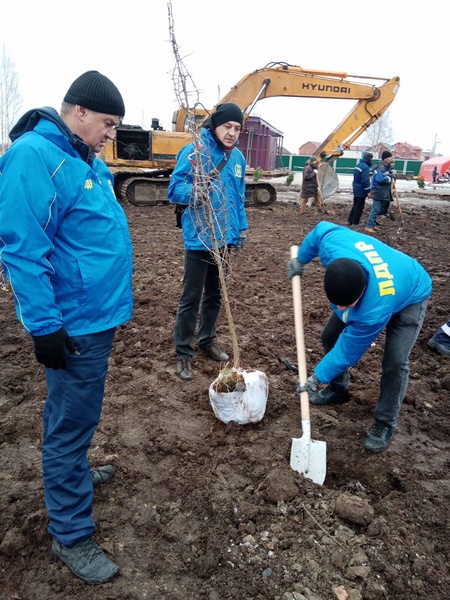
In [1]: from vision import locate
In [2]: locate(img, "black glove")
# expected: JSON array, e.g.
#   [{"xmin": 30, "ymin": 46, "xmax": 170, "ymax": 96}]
[
  {"xmin": 287, "ymin": 257, "xmax": 305, "ymax": 280},
  {"xmin": 297, "ymin": 374, "xmax": 320, "ymax": 395},
  {"xmin": 32, "ymin": 327, "xmax": 77, "ymax": 370},
  {"xmin": 235, "ymin": 232, "xmax": 247, "ymax": 252}
]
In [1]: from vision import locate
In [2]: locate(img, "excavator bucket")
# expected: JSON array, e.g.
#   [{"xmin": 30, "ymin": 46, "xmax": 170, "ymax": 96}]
[{"xmin": 318, "ymin": 163, "xmax": 339, "ymax": 200}]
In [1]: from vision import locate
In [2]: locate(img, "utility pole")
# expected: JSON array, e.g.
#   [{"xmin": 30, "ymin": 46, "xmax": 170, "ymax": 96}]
[{"xmin": 431, "ymin": 133, "xmax": 441, "ymax": 158}]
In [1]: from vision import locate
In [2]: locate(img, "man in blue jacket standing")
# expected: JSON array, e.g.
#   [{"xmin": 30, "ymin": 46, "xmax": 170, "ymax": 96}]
[
  {"xmin": 168, "ymin": 103, "xmax": 248, "ymax": 381},
  {"xmin": 0, "ymin": 71, "xmax": 133, "ymax": 584},
  {"xmin": 365, "ymin": 151, "xmax": 396, "ymax": 233},
  {"xmin": 287, "ymin": 222, "xmax": 431, "ymax": 453},
  {"xmin": 347, "ymin": 151, "xmax": 373, "ymax": 225}
]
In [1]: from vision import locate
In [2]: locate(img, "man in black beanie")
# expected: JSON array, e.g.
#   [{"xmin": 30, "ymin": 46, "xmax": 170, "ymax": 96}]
[
  {"xmin": 168, "ymin": 103, "xmax": 248, "ymax": 380},
  {"xmin": 0, "ymin": 71, "xmax": 132, "ymax": 584},
  {"xmin": 365, "ymin": 151, "xmax": 396, "ymax": 232},
  {"xmin": 287, "ymin": 221, "xmax": 431, "ymax": 453}
]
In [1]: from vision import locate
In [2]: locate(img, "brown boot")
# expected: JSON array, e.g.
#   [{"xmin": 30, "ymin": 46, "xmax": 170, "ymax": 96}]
[{"xmin": 299, "ymin": 197, "xmax": 308, "ymax": 215}]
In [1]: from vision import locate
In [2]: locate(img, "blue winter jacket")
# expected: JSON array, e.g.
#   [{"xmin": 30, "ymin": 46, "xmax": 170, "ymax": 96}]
[
  {"xmin": 167, "ymin": 128, "xmax": 248, "ymax": 250},
  {"xmin": 352, "ymin": 156, "xmax": 371, "ymax": 198},
  {"xmin": 297, "ymin": 222, "xmax": 432, "ymax": 383},
  {"xmin": 0, "ymin": 108, "xmax": 133, "ymax": 337}
]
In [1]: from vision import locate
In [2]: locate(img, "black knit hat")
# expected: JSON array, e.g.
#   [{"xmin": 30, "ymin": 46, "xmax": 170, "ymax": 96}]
[
  {"xmin": 204, "ymin": 103, "xmax": 243, "ymax": 130},
  {"xmin": 64, "ymin": 71, "xmax": 125, "ymax": 117},
  {"xmin": 324, "ymin": 258, "xmax": 367, "ymax": 306},
  {"xmin": 381, "ymin": 151, "xmax": 392, "ymax": 160},
  {"xmin": 309, "ymin": 156, "xmax": 318, "ymax": 164}
]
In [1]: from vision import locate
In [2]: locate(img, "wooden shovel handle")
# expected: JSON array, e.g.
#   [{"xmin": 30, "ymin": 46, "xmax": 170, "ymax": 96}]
[{"xmin": 290, "ymin": 245, "xmax": 311, "ymax": 422}]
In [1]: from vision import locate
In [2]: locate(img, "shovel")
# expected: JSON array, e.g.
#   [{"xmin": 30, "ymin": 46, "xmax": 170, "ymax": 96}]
[
  {"xmin": 392, "ymin": 181, "xmax": 405, "ymax": 234},
  {"xmin": 289, "ymin": 245, "xmax": 327, "ymax": 485}
]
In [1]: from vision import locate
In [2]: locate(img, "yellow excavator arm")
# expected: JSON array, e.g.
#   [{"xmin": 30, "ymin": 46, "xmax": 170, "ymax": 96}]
[
  {"xmin": 174, "ymin": 62, "xmax": 400, "ymax": 161},
  {"xmin": 105, "ymin": 62, "xmax": 400, "ymax": 206}
]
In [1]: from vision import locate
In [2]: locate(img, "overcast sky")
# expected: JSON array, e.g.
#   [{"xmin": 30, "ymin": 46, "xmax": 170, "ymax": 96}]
[{"xmin": 1, "ymin": 0, "xmax": 449, "ymax": 156}]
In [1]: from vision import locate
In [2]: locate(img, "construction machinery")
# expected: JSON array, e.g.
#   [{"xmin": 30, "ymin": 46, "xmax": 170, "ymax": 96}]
[{"xmin": 101, "ymin": 62, "xmax": 400, "ymax": 207}]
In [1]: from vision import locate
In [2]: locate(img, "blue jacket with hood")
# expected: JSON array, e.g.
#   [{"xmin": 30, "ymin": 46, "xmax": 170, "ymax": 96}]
[
  {"xmin": 167, "ymin": 127, "xmax": 248, "ymax": 250},
  {"xmin": 0, "ymin": 107, "xmax": 133, "ymax": 337},
  {"xmin": 352, "ymin": 152, "xmax": 372, "ymax": 198},
  {"xmin": 297, "ymin": 222, "xmax": 432, "ymax": 383}
]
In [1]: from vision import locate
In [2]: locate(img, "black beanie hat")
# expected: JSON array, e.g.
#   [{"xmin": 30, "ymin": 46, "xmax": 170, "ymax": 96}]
[
  {"xmin": 64, "ymin": 71, "xmax": 125, "ymax": 117},
  {"xmin": 381, "ymin": 151, "xmax": 392, "ymax": 160},
  {"xmin": 324, "ymin": 258, "xmax": 367, "ymax": 306},
  {"xmin": 204, "ymin": 103, "xmax": 243, "ymax": 130}
]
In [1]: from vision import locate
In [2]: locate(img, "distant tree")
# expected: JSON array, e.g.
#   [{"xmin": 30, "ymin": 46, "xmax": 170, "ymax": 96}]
[
  {"xmin": 361, "ymin": 111, "xmax": 394, "ymax": 148},
  {"xmin": 0, "ymin": 46, "xmax": 22, "ymax": 152}
]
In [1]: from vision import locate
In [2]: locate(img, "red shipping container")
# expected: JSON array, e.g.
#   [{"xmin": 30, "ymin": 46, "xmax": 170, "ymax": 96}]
[{"xmin": 239, "ymin": 116, "xmax": 284, "ymax": 171}]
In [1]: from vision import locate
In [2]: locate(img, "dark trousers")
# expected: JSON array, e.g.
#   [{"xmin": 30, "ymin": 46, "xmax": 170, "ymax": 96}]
[
  {"xmin": 348, "ymin": 196, "xmax": 366, "ymax": 225},
  {"xmin": 43, "ymin": 328, "xmax": 116, "ymax": 547},
  {"xmin": 321, "ymin": 300, "xmax": 428, "ymax": 427},
  {"xmin": 379, "ymin": 200, "xmax": 391, "ymax": 216},
  {"xmin": 175, "ymin": 250, "xmax": 222, "ymax": 358}
]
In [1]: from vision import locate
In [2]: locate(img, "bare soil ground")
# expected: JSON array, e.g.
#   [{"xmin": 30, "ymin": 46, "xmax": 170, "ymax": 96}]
[{"xmin": 1, "ymin": 183, "xmax": 449, "ymax": 600}]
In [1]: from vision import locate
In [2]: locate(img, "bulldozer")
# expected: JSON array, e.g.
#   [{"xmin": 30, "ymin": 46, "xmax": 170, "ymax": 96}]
[{"xmin": 100, "ymin": 62, "xmax": 400, "ymax": 207}]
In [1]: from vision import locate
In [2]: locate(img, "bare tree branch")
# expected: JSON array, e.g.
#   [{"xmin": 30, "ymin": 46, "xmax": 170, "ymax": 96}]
[{"xmin": 360, "ymin": 111, "xmax": 394, "ymax": 148}]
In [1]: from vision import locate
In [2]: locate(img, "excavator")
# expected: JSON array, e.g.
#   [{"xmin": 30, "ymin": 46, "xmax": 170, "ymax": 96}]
[{"xmin": 101, "ymin": 62, "xmax": 400, "ymax": 207}]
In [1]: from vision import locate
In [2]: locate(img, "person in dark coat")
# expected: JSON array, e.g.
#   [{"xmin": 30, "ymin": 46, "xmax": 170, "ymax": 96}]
[
  {"xmin": 432, "ymin": 165, "xmax": 438, "ymax": 183},
  {"xmin": 299, "ymin": 156, "xmax": 325, "ymax": 215},
  {"xmin": 348, "ymin": 152, "xmax": 373, "ymax": 225},
  {"xmin": 365, "ymin": 151, "xmax": 396, "ymax": 233}
]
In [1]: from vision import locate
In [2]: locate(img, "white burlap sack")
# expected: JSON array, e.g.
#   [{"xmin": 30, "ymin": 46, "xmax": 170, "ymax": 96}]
[{"xmin": 209, "ymin": 368, "xmax": 269, "ymax": 425}]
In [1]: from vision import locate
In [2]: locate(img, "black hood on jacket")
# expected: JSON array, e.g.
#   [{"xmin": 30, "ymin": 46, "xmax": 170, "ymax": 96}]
[{"xmin": 9, "ymin": 107, "xmax": 94, "ymax": 164}]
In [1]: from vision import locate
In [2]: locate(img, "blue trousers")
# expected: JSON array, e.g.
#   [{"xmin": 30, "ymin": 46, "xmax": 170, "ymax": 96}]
[
  {"xmin": 366, "ymin": 199, "xmax": 383, "ymax": 228},
  {"xmin": 175, "ymin": 250, "xmax": 222, "ymax": 359},
  {"xmin": 321, "ymin": 300, "xmax": 428, "ymax": 427},
  {"xmin": 42, "ymin": 328, "xmax": 116, "ymax": 547}
]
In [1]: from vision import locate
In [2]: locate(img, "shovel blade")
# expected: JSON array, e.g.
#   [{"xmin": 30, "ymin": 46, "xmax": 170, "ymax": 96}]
[{"xmin": 290, "ymin": 435, "xmax": 327, "ymax": 485}]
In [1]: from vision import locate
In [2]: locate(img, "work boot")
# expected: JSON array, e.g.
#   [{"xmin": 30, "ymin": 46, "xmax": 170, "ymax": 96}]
[
  {"xmin": 364, "ymin": 421, "xmax": 394, "ymax": 453},
  {"xmin": 428, "ymin": 337, "xmax": 450, "ymax": 357},
  {"xmin": 364, "ymin": 227, "xmax": 378, "ymax": 233},
  {"xmin": 202, "ymin": 342, "xmax": 229, "ymax": 362},
  {"xmin": 177, "ymin": 358, "xmax": 193, "ymax": 380},
  {"xmin": 91, "ymin": 465, "xmax": 115, "ymax": 489},
  {"xmin": 52, "ymin": 537, "xmax": 119, "ymax": 585},
  {"xmin": 308, "ymin": 384, "xmax": 350, "ymax": 406}
]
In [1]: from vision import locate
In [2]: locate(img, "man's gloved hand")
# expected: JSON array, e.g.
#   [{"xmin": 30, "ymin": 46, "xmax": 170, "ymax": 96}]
[
  {"xmin": 32, "ymin": 327, "xmax": 77, "ymax": 370},
  {"xmin": 297, "ymin": 374, "xmax": 320, "ymax": 395},
  {"xmin": 287, "ymin": 257, "xmax": 305, "ymax": 280},
  {"xmin": 235, "ymin": 232, "xmax": 247, "ymax": 252}
]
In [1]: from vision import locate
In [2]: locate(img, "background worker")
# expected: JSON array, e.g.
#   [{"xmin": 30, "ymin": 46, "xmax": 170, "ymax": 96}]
[
  {"xmin": 365, "ymin": 151, "xmax": 396, "ymax": 233},
  {"xmin": 0, "ymin": 71, "xmax": 133, "ymax": 585},
  {"xmin": 287, "ymin": 221, "xmax": 432, "ymax": 453},
  {"xmin": 299, "ymin": 156, "xmax": 325, "ymax": 215},
  {"xmin": 168, "ymin": 103, "xmax": 248, "ymax": 381},
  {"xmin": 347, "ymin": 151, "xmax": 373, "ymax": 226},
  {"xmin": 432, "ymin": 165, "xmax": 438, "ymax": 183}
]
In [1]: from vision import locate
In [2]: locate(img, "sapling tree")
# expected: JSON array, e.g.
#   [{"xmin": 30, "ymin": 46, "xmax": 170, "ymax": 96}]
[{"xmin": 167, "ymin": 1, "xmax": 241, "ymax": 367}]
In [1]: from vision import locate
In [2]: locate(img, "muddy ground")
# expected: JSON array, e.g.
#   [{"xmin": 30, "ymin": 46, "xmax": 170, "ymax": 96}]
[{"xmin": 1, "ymin": 182, "xmax": 449, "ymax": 600}]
